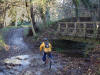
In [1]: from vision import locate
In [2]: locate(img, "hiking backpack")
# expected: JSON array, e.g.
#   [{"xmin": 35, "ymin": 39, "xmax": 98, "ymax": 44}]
[{"xmin": 44, "ymin": 42, "xmax": 50, "ymax": 48}]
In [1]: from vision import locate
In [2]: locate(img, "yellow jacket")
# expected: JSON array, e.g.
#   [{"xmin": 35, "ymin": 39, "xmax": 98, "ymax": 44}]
[{"xmin": 40, "ymin": 42, "xmax": 52, "ymax": 53}]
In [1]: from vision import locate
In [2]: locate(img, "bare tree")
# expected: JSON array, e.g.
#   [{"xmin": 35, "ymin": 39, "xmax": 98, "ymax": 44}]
[
  {"xmin": 3, "ymin": 0, "xmax": 6, "ymax": 27},
  {"xmin": 29, "ymin": 0, "xmax": 37, "ymax": 36},
  {"xmin": 25, "ymin": 0, "xmax": 31, "ymax": 21}
]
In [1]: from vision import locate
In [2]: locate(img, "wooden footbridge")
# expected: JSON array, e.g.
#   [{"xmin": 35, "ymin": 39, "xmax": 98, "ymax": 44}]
[{"xmin": 57, "ymin": 22, "xmax": 100, "ymax": 41}]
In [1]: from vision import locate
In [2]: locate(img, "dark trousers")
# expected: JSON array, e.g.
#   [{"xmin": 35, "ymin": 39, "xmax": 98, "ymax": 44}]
[{"xmin": 42, "ymin": 52, "xmax": 52, "ymax": 62}]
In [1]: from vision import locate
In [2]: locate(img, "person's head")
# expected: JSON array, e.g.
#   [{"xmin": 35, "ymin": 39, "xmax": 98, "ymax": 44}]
[{"xmin": 43, "ymin": 38, "xmax": 48, "ymax": 42}]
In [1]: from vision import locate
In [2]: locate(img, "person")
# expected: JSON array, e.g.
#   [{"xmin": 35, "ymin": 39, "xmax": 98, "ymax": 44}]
[{"xmin": 40, "ymin": 38, "xmax": 52, "ymax": 64}]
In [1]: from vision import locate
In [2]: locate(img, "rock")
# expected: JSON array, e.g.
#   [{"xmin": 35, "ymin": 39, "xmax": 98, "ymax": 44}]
[
  {"xmin": 6, "ymin": 65, "xmax": 12, "ymax": 69},
  {"xmin": 4, "ymin": 55, "xmax": 30, "ymax": 66},
  {"xmin": 4, "ymin": 58, "xmax": 21, "ymax": 65},
  {"xmin": 24, "ymin": 71, "xmax": 33, "ymax": 75},
  {"xmin": 16, "ymin": 55, "xmax": 29, "ymax": 60}
]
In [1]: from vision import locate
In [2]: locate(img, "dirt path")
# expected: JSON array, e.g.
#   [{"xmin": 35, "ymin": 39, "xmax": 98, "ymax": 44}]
[
  {"xmin": 0, "ymin": 28, "xmax": 68, "ymax": 75},
  {"xmin": 0, "ymin": 28, "xmax": 99, "ymax": 75}
]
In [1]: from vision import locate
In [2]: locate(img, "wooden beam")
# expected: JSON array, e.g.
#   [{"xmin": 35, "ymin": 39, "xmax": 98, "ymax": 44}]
[{"xmin": 57, "ymin": 23, "xmax": 61, "ymax": 33}]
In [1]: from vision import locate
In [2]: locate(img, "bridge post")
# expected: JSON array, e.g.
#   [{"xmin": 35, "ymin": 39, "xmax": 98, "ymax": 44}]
[
  {"xmin": 57, "ymin": 23, "xmax": 61, "ymax": 33},
  {"xmin": 84, "ymin": 23, "xmax": 86, "ymax": 39},
  {"xmin": 73, "ymin": 22, "xmax": 77, "ymax": 37},
  {"xmin": 96, "ymin": 22, "xmax": 99, "ymax": 39},
  {"xmin": 64, "ymin": 23, "xmax": 68, "ymax": 34},
  {"xmin": 93, "ymin": 22, "xmax": 97, "ymax": 39}
]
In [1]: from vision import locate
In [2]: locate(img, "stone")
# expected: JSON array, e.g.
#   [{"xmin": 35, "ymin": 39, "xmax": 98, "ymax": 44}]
[
  {"xmin": 6, "ymin": 65, "xmax": 12, "ymax": 69},
  {"xmin": 4, "ymin": 55, "xmax": 30, "ymax": 66},
  {"xmin": 24, "ymin": 71, "xmax": 33, "ymax": 75}
]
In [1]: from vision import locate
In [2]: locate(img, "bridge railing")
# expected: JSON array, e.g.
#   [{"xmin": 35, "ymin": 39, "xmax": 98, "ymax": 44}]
[{"xmin": 57, "ymin": 22, "xmax": 100, "ymax": 38}]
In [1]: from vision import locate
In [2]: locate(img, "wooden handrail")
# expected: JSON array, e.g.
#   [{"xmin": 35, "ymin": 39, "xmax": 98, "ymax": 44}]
[
  {"xmin": 57, "ymin": 21, "xmax": 100, "ymax": 38},
  {"xmin": 58, "ymin": 22, "xmax": 100, "ymax": 24}
]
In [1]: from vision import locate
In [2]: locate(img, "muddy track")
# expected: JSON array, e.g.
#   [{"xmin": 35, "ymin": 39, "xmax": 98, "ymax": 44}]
[{"xmin": 0, "ymin": 28, "xmax": 99, "ymax": 75}]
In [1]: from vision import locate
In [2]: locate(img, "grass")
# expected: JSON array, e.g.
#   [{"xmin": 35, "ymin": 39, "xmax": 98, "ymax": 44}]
[{"xmin": 15, "ymin": 24, "xmax": 31, "ymax": 28}]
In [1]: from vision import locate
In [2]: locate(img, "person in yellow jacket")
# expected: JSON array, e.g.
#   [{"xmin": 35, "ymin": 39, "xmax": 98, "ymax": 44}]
[{"xmin": 40, "ymin": 38, "xmax": 52, "ymax": 63}]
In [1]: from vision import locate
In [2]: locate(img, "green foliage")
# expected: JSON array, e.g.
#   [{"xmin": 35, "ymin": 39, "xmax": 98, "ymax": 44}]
[
  {"xmin": 8, "ymin": 6, "xmax": 17, "ymax": 22},
  {"xmin": 72, "ymin": 0, "xmax": 80, "ymax": 7},
  {"xmin": 72, "ymin": 0, "xmax": 94, "ymax": 21},
  {"xmin": 73, "ymin": 0, "xmax": 93, "ymax": 9},
  {"xmin": 81, "ymin": 0, "xmax": 92, "ymax": 9},
  {"xmin": 0, "ymin": 0, "xmax": 4, "ymax": 3},
  {"xmin": 33, "ymin": 0, "xmax": 51, "ymax": 23}
]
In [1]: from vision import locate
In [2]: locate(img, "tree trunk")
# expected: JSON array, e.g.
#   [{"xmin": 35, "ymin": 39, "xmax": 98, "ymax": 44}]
[
  {"xmin": 30, "ymin": 2, "xmax": 37, "ymax": 36},
  {"xmin": 75, "ymin": 7, "xmax": 79, "ymax": 22},
  {"xmin": 15, "ymin": 12, "xmax": 18, "ymax": 27},
  {"xmin": 45, "ymin": 5, "xmax": 50, "ymax": 23},
  {"xmin": 25, "ymin": 0, "xmax": 31, "ymax": 22},
  {"xmin": 3, "ymin": 13, "xmax": 6, "ymax": 27},
  {"xmin": 98, "ymin": 0, "xmax": 100, "ymax": 20},
  {"xmin": 39, "ymin": 7, "xmax": 46, "ymax": 24},
  {"xmin": 73, "ymin": 0, "xmax": 80, "ymax": 22},
  {"xmin": 3, "ymin": 1, "xmax": 6, "ymax": 27}
]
